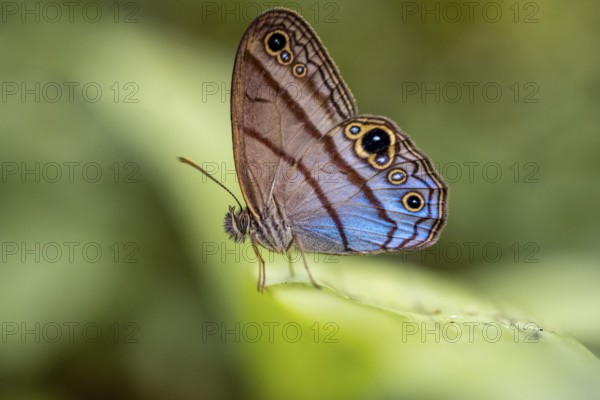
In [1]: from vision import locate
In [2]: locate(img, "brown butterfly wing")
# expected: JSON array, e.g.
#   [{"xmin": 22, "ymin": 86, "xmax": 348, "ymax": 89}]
[{"xmin": 231, "ymin": 8, "xmax": 357, "ymax": 219}]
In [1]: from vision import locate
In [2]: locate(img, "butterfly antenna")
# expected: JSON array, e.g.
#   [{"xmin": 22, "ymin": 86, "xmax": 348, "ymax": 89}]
[{"xmin": 178, "ymin": 157, "xmax": 244, "ymax": 210}]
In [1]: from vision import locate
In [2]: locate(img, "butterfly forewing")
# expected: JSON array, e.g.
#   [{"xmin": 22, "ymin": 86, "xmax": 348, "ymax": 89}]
[{"xmin": 231, "ymin": 9, "xmax": 356, "ymax": 219}]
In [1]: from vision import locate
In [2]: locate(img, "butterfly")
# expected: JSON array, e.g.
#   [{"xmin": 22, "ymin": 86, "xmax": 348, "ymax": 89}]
[{"xmin": 181, "ymin": 8, "xmax": 447, "ymax": 292}]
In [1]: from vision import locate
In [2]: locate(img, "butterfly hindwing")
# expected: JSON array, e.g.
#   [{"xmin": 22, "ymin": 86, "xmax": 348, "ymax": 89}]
[{"xmin": 286, "ymin": 116, "xmax": 447, "ymax": 254}]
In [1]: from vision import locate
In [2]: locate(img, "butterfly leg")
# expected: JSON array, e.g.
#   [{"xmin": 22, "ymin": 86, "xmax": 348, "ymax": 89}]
[
  {"xmin": 286, "ymin": 249, "xmax": 296, "ymax": 278},
  {"xmin": 292, "ymin": 236, "xmax": 321, "ymax": 289},
  {"xmin": 300, "ymin": 247, "xmax": 320, "ymax": 289},
  {"xmin": 251, "ymin": 240, "xmax": 266, "ymax": 293}
]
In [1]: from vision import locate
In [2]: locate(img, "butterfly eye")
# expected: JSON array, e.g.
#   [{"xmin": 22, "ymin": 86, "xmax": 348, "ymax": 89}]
[
  {"xmin": 238, "ymin": 213, "xmax": 250, "ymax": 233},
  {"xmin": 267, "ymin": 31, "xmax": 287, "ymax": 52},
  {"xmin": 402, "ymin": 192, "xmax": 425, "ymax": 212},
  {"xmin": 362, "ymin": 128, "xmax": 391, "ymax": 154},
  {"xmin": 388, "ymin": 168, "xmax": 407, "ymax": 185}
]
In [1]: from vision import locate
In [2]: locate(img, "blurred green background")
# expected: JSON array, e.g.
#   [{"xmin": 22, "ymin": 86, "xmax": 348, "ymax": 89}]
[{"xmin": 2, "ymin": 0, "xmax": 600, "ymax": 398}]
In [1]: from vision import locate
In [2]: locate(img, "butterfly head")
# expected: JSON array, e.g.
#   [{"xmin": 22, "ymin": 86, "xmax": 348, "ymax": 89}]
[{"xmin": 224, "ymin": 206, "xmax": 251, "ymax": 243}]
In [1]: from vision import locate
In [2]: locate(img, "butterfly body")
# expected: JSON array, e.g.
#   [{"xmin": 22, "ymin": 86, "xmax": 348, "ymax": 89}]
[
  {"xmin": 201, "ymin": 8, "xmax": 447, "ymax": 290},
  {"xmin": 225, "ymin": 206, "xmax": 292, "ymax": 252}
]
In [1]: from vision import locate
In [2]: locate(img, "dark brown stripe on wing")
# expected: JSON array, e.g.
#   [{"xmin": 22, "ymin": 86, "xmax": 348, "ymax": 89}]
[
  {"xmin": 297, "ymin": 47, "xmax": 347, "ymax": 123},
  {"xmin": 262, "ymin": 21, "xmax": 349, "ymax": 122},
  {"xmin": 400, "ymin": 138, "xmax": 446, "ymax": 246},
  {"xmin": 265, "ymin": 10, "xmax": 356, "ymax": 118},
  {"xmin": 245, "ymin": 51, "xmax": 398, "ymax": 250},
  {"xmin": 394, "ymin": 181, "xmax": 445, "ymax": 249},
  {"xmin": 401, "ymin": 189, "xmax": 446, "ymax": 249},
  {"xmin": 245, "ymin": 127, "xmax": 350, "ymax": 251},
  {"xmin": 280, "ymin": 12, "xmax": 356, "ymax": 119},
  {"xmin": 397, "ymin": 217, "xmax": 428, "ymax": 249}
]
